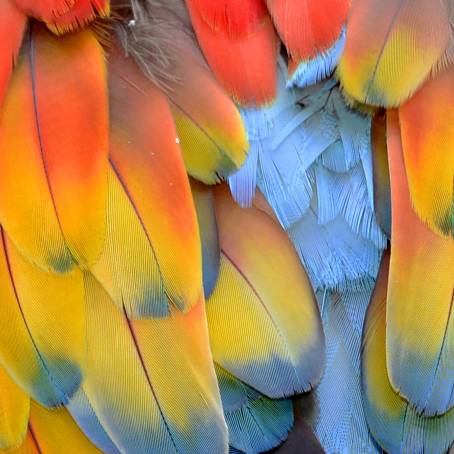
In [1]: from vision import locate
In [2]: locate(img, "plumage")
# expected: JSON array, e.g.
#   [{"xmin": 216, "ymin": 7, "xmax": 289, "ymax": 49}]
[
  {"xmin": 0, "ymin": 228, "xmax": 84, "ymax": 407},
  {"xmin": 108, "ymin": 44, "xmax": 202, "ymax": 314},
  {"xmin": 115, "ymin": 1, "xmax": 249, "ymax": 184},
  {"xmin": 338, "ymin": 0, "xmax": 451, "ymax": 106},
  {"xmin": 81, "ymin": 274, "xmax": 227, "ymax": 454},
  {"xmin": 398, "ymin": 66, "xmax": 454, "ymax": 237},
  {"xmin": 27, "ymin": 401, "xmax": 102, "ymax": 453},
  {"xmin": 207, "ymin": 185, "xmax": 324, "ymax": 398},
  {"xmin": 0, "ymin": 1, "xmax": 26, "ymax": 109},
  {"xmin": 0, "ymin": 366, "xmax": 29, "ymax": 450},
  {"xmin": 186, "ymin": 0, "xmax": 278, "ymax": 104},
  {"xmin": 0, "ymin": 24, "xmax": 108, "ymax": 271},
  {"xmin": 362, "ymin": 250, "xmax": 454, "ymax": 454},
  {"xmin": 386, "ymin": 110, "xmax": 454, "ymax": 415},
  {"xmin": 191, "ymin": 180, "xmax": 220, "ymax": 298},
  {"xmin": 267, "ymin": 0, "xmax": 349, "ymax": 83},
  {"xmin": 216, "ymin": 365, "xmax": 293, "ymax": 453},
  {"xmin": 13, "ymin": 0, "xmax": 110, "ymax": 33}
]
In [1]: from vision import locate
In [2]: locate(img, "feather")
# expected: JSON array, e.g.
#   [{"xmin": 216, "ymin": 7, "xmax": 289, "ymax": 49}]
[
  {"xmin": 0, "ymin": 228, "xmax": 84, "ymax": 407},
  {"xmin": 303, "ymin": 289, "xmax": 381, "ymax": 454},
  {"xmin": 27, "ymin": 402, "xmax": 101, "ymax": 453},
  {"xmin": 207, "ymin": 185, "xmax": 324, "ymax": 398},
  {"xmin": 216, "ymin": 365, "xmax": 293, "ymax": 453},
  {"xmin": 91, "ymin": 167, "xmax": 168, "ymax": 319},
  {"xmin": 186, "ymin": 0, "xmax": 278, "ymax": 105},
  {"xmin": 287, "ymin": 29, "xmax": 346, "ymax": 89},
  {"xmin": 108, "ymin": 44, "xmax": 202, "ymax": 314},
  {"xmin": 0, "ymin": 1, "xmax": 26, "ymax": 109},
  {"xmin": 67, "ymin": 389, "xmax": 120, "ymax": 454},
  {"xmin": 266, "ymin": 0, "xmax": 349, "ymax": 80},
  {"xmin": 386, "ymin": 110, "xmax": 454, "ymax": 415},
  {"xmin": 398, "ymin": 66, "xmax": 454, "ymax": 237},
  {"xmin": 115, "ymin": 2, "xmax": 248, "ymax": 184},
  {"xmin": 191, "ymin": 180, "xmax": 220, "ymax": 298},
  {"xmin": 371, "ymin": 112, "xmax": 391, "ymax": 238},
  {"xmin": 338, "ymin": 0, "xmax": 451, "ymax": 106},
  {"xmin": 0, "ymin": 366, "xmax": 29, "ymax": 450},
  {"xmin": 13, "ymin": 0, "xmax": 110, "ymax": 33},
  {"xmin": 0, "ymin": 24, "xmax": 108, "ymax": 272},
  {"xmin": 362, "ymin": 250, "xmax": 454, "ymax": 454},
  {"xmin": 82, "ymin": 274, "xmax": 227, "ymax": 454}
]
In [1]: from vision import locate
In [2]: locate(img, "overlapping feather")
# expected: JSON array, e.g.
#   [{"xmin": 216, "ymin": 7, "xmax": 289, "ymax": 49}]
[
  {"xmin": 0, "ymin": 24, "xmax": 108, "ymax": 272},
  {"xmin": 386, "ymin": 110, "xmax": 454, "ymax": 416},
  {"xmin": 207, "ymin": 184, "xmax": 324, "ymax": 398},
  {"xmin": 362, "ymin": 250, "xmax": 454, "ymax": 454}
]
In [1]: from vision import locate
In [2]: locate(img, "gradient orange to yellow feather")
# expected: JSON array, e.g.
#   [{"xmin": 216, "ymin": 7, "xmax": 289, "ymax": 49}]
[
  {"xmin": 386, "ymin": 110, "xmax": 454, "ymax": 415},
  {"xmin": 338, "ymin": 0, "xmax": 451, "ymax": 107}
]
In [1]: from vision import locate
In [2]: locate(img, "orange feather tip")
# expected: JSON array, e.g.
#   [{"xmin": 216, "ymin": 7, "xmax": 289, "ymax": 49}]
[
  {"xmin": 398, "ymin": 67, "xmax": 454, "ymax": 237},
  {"xmin": 187, "ymin": 0, "xmax": 268, "ymax": 38},
  {"xmin": 186, "ymin": 0, "xmax": 279, "ymax": 105},
  {"xmin": 267, "ymin": 0, "xmax": 349, "ymax": 62},
  {"xmin": 13, "ymin": 0, "xmax": 110, "ymax": 34}
]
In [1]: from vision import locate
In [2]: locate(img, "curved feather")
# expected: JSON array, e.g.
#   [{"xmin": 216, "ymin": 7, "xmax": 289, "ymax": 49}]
[
  {"xmin": 0, "ymin": 1, "xmax": 26, "ymax": 109},
  {"xmin": 216, "ymin": 365, "xmax": 293, "ymax": 453},
  {"xmin": 207, "ymin": 185, "xmax": 324, "ymax": 398},
  {"xmin": 82, "ymin": 274, "xmax": 227, "ymax": 454},
  {"xmin": 108, "ymin": 44, "xmax": 202, "ymax": 314},
  {"xmin": 0, "ymin": 228, "xmax": 84, "ymax": 407},
  {"xmin": 0, "ymin": 366, "xmax": 29, "ymax": 450},
  {"xmin": 386, "ymin": 110, "xmax": 454, "ymax": 415},
  {"xmin": 362, "ymin": 250, "xmax": 454, "ymax": 454},
  {"xmin": 399, "ymin": 66, "xmax": 454, "ymax": 237},
  {"xmin": 0, "ymin": 24, "xmax": 108, "ymax": 271},
  {"xmin": 113, "ymin": 2, "xmax": 248, "ymax": 184},
  {"xmin": 186, "ymin": 0, "xmax": 278, "ymax": 105},
  {"xmin": 266, "ymin": 0, "xmax": 349, "ymax": 62},
  {"xmin": 338, "ymin": 0, "xmax": 451, "ymax": 106}
]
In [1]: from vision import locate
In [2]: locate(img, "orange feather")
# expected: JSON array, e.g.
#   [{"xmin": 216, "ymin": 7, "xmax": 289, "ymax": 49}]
[
  {"xmin": 0, "ymin": 25, "xmax": 108, "ymax": 271},
  {"xmin": 108, "ymin": 45, "xmax": 202, "ymax": 313},
  {"xmin": 186, "ymin": 0, "xmax": 278, "ymax": 105}
]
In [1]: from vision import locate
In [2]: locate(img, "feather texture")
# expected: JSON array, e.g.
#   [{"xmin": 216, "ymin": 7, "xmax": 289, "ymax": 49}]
[
  {"xmin": 398, "ymin": 66, "xmax": 454, "ymax": 237},
  {"xmin": 0, "ymin": 24, "xmax": 108, "ymax": 271},
  {"xmin": 216, "ymin": 365, "xmax": 293, "ymax": 453},
  {"xmin": 186, "ymin": 0, "xmax": 278, "ymax": 104},
  {"xmin": 362, "ymin": 250, "xmax": 454, "ymax": 454},
  {"xmin": 107, "ymin": 44, "xmax": 202, "ymax": 314},
  {"xmin": 0, "ymin": 366, "xmax": 29, "ymax": 450},
  {"xmin": 26, "ymin": 402, "xmax": 102, "ymax": 453},
  {"xmin": 386, "ymin": 110, "xmax": 454, "ymax": 415},
  {"xmin": 191, "ymin": 180, "xmax": 220, "ymax": 298},
  {"xmin": 81, "ymin": 274, "xmax": 227, "ymax": 454},
  {"xmin": 14, "ymin": 0, "xmax": 110, "ymax": 33},
  {"xmin": 338, "ymin": 0, "xmax": 451, "ymax": 106},
  {"xmin": 0, "ymin": 1, "xmax": 26, "ymax": 109},
  {"xmin": 207, "ymin": 185, "xmax": 324, "ymax": 398},
  {"xmin": 0, "ymin": 228, "xmax": 84, "ymax": 407},
  {"xmin": 115, "ymin": 2, "xmax": 249, "ymax": 184},
  {"xmin": 266, "ymin": 0, "xmax": 349, "ymax": 63}
]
